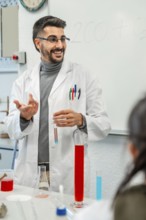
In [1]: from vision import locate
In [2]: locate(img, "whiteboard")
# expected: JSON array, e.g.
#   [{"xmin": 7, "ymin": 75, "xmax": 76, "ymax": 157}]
[{"xmin": 50, "ymin": 0, "xmax": 146, "ymax": 134}]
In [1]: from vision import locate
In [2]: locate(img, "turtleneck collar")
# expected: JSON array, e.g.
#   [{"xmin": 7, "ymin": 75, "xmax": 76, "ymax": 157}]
[{"xmin": 40, "ymin": 60, "xmax": 62, "ymax": 74}]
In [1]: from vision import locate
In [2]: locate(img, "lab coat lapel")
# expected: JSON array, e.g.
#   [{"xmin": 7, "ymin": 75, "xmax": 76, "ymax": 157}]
[
  {"xmin": 29, "ymin": 63, "xmax": 41, "ymax": 118},
  {"xmin": 50, "ymin": 60, "xmax": 72, "ymax": 96}
]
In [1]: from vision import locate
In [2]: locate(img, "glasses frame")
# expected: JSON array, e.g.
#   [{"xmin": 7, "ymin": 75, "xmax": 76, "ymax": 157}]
[{"xmin": 36, "ymin": 36, "xmax": 70, "ymax": 44}]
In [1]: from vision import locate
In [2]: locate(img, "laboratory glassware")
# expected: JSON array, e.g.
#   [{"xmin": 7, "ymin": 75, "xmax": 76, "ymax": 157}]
[
  {"xmin": 73, "ymin": 129, "xmax": 85, "ymax": 208},
  {"xmin": 0, "ymin": 169, "xmax": 14, "ymax": 191},
  {"xmin": 34, "ymin": 165, "xmax": 49, "ymax": 198},
  {"xmin": 96, "ymin": 170, "xmax": 102, "ymax": 200}
]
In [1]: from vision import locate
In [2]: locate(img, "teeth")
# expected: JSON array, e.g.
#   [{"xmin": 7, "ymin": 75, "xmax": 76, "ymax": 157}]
[{"xmin": 54, "ymin": 52, "xmax": 62, "ymax": 54}]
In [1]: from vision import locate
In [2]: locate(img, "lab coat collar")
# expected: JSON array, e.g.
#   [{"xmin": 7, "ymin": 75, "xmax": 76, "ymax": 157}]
[
  {"xmin": 50, "ymin": 59, "xmax": 72, "ymax": 96},
  {"xmin": 28, "ymin": 63, "xmax": 41, "ymax": 103},
  {"xmin": 28, "ymin": 59, "xmax": 72, "ymax": 98}
]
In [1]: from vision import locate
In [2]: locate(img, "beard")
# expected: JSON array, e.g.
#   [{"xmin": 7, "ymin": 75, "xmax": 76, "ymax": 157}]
[{"xmin": 41, "ymin": 46, "xmax": 65, "ymax": 63}]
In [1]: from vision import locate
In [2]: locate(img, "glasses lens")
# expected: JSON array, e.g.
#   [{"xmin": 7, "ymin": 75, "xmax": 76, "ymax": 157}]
[
  {"xmin": 60, "ymin": 36, "xmax": 66, "ymax": 43},
  {"xmin": 47, "ymin": 36, "xmax": 68, "ymax": 43},
  {"xmin": 47, "ymin": 36, "xmax": 58, "ymax": 43}
]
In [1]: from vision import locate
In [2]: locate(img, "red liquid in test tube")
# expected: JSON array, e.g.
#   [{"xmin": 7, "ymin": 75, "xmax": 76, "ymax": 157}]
[{"xmin": 74, "ymin": 144, "xmax": 84, "ymax": 202}]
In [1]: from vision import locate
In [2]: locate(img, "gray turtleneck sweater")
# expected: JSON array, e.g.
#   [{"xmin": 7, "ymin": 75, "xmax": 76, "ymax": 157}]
[
  {"xmin": 38, "ymin": 61, "xmax": 62, "ymax": 169},
  {"xmin": 20, "ymin": 61, "xmax": 62, "ymax": 170}
]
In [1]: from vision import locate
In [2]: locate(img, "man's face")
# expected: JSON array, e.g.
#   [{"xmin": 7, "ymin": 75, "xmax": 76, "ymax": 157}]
[{"xmin": 34, "ymin": 26, "xmax": 67, "ymax": 63}]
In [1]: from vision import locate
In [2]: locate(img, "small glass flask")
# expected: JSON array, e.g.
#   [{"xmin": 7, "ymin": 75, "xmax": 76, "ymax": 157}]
[
  {"xmin": 38, "ymin": 165, "xmax": 49, "ymax": 191},
  {"xmin": 34, "ymin": 165, "xmax": 49, "ymax": 198}
]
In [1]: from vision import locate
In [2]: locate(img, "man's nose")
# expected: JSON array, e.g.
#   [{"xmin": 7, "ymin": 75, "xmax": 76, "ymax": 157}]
[{"xmin": 55, "ymin": 39, "xmax": 64, "ymax": 47}]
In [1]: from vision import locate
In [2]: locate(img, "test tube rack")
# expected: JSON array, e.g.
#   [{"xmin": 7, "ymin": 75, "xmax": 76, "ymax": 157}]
[{"xmin": 0, "ymin": 96, "xmax": 9, "ymax": 139}]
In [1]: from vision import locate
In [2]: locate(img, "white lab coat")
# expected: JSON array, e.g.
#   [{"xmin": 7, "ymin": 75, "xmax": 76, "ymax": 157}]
[{"xmin": 5, "ymin": 59, "xmax": 111, "ymax": 195}]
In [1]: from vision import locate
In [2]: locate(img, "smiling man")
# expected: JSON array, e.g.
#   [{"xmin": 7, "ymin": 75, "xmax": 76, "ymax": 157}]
[{"xmin": 6, "ymin": 16, "xmax": 111, "ymax": 195}]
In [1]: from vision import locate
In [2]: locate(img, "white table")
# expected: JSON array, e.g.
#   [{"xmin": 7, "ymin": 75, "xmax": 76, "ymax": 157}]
[{"xmin": 0, "ymin": 185, "xmax": 95, "ymax": 220}]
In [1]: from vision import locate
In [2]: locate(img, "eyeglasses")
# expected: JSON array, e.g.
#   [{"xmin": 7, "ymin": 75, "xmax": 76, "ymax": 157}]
[{"xmin": 36, "ymin": 35, "xmax": 70, "ymax": 43}]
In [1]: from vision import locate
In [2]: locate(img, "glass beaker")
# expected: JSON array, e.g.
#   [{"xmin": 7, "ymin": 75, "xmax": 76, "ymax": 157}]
[
  {"xmin": 73, "ymin": 129, "xmax": 85, "ymax": 208},
  {"xmin": 0, "ymin": 169, "xmax": 14, "ymax": 192}
]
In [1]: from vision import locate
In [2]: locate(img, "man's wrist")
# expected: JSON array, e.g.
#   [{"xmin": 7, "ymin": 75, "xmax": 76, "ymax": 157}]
[
  {"xmin": 20, "ymin": 114, "xmax": 33, "ymax": 121},
  {"xmin": 78, "ymin": 114, "xmax": 86, "ymax": 129},
  {"xmin": 20, "ymin": 116, "xmax": 33, "ymax": 131}
]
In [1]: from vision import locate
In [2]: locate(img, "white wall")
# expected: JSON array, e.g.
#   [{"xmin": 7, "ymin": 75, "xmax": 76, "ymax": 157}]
[
  {"xmin": 0, "ymin": 72, "xmax": 17, "ymax": 121},
  {"xmin": 89, "ymin": 135, "xmax": 130, "ymax": 199},
  {"xmin": 15, "ymin": 0, "xmax": 131, "ymax": 199},
  {"xmin": 50, "ymin": 0, "xmax": 146, "ymax": 134}
]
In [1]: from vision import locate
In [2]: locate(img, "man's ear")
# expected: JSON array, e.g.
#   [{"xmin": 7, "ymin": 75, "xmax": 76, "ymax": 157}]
[
  {"xmin": 34, "ymin": 38, "xmax": 41, "ymax": 51},
  {"xmin": 128, "ymin": 143, "xmax": 139, "ymax": 159}
]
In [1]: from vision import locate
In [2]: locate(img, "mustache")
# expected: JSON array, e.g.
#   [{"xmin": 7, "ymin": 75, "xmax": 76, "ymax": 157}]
[{"xmin": 51, "ymin": 48, "xmax": 65, "ymax": 53}]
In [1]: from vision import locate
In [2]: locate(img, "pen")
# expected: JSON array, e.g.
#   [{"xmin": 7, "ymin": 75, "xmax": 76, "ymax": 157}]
[
  {"xmin": 69, "ymin": 88, "xmax": 72, "ymax": 100},
  {"xmin": 72, "ymin": 88, "xmax": 74, "ymax": 100},
  {"xmin": 78, "ymin": 89, "xmax": 81, "ymax": 99},
  {"xmin": 74, "ymin": 84, "xmax": 77, "ymax": 97}
]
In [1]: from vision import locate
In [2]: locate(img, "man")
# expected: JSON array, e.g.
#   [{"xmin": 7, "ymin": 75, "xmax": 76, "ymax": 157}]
[{"xmin": 6, "ymin": 16, "xmax": 111, "ymax": 195}]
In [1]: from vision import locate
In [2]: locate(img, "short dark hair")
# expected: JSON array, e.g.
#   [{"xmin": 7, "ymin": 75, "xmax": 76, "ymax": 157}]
[{"xmin": 33, "ymin": 15, "xmax": 66, "ymax": 51}]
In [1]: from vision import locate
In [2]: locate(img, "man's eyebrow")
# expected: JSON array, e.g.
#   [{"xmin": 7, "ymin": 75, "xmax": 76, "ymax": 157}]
[
  {"xmin": 46, "ymin": 35, "xmax": 66, "ymax": 38},
  {"xmin": 47, "ymin": 35, "xmax": 56, "ymax": 37}
]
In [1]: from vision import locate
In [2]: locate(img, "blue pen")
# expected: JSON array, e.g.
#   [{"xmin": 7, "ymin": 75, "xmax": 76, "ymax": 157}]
[{"xmin": 74, "ymin": 84, "xmax": 77, "ymax": 97}]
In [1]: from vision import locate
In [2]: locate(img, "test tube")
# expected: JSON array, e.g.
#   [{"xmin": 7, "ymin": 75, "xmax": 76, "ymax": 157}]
[
  {"xmin": 96, "ymin": 171, "xmax": 102, "ymax": 200},
  {"xmin": 54, "ymin": 123, "xmax": 58, "ymax": 144},
  {"xmin": 73, "ymin": 129, "xmax": 84, "ymax": 207}
]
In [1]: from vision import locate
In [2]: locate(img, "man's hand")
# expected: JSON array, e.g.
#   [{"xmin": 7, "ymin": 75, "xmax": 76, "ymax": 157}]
[
  {"xmin": 14, "ymin": 94, "xmax": 38, "ymax": 120},
  {"xmin": 53, "ymin": 109, "xmax": 83, "ymax": 127}
]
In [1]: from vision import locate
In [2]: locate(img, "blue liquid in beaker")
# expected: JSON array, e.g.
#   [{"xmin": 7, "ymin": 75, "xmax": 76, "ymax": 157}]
[{"xmin": 96, "ymin": 176, "xmax": 102, "ymax": 200}]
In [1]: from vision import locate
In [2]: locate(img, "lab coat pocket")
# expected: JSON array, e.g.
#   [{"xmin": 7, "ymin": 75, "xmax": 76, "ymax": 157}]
[{"xmin": 69, "ymin": 95, "xmax": 86, "ymax": 113}]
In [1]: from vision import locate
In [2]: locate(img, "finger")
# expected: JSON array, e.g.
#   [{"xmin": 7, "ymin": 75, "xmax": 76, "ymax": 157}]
[
  {"xmin": 28, "ymin": 93, "xmax": 37, "ymax": 104},
  {"xmin": 53, "ymin": 109, "xmax": 72, "ymax": 117},
  {"xmin": 14, "ymin": 100, "xmax": 22, "ymax": 109},
  {"xmin": 57, "ymin": 123, "xmax": 74, "ymax": 127},
  {"xmin": 56, "ymin": 118, "xmax": 74, "ymax": 126},
  {"xmin": 19, "ymin": 105, "xmax": 32, "ymax": 112},
  {"xmin": 28, "ymin": 96, "xmax": 38, "ymax": 109},
  {"xmin": 53, "ymin": 115, "xmax": 68, "ymax": 120},
  {"xmin": 28, "ymin": 93, "xmax": 35, "ymax": 104}
]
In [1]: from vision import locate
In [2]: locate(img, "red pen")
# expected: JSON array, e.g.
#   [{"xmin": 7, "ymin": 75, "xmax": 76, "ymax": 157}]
[{"xmin": 72, "ymin": 88, "xmax": 74, "ymax": 100}]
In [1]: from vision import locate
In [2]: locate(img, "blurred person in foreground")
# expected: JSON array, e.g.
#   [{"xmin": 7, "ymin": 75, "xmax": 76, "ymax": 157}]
[{"xmin": 74, "ymin": 96, "xmax": 146, "ymax": 220}]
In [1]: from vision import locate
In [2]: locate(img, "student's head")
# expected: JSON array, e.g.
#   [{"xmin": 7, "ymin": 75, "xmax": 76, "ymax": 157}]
[
  {"xmin": 115, "ymin": 96, "xmax": 146, "ymax": 196},
  {"xmin": 33, "ymin": 16, "xmax": 69, "ymax": 63},
  {"xmin": 113, "ymin": 96, "xmax": 146, "ymax": 219},
  {"xmin": 128, "ymin": 96, "xmax": 146, "ymax": 159}
]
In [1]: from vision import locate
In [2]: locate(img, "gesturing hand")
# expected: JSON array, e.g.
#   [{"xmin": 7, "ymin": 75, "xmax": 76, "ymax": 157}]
[
  {"xmin": 14, "ymin": 94, "xmax": 38, "ymax": 120},
  {"xmin": 53, "ymin": 109, "xmax": 83, "ymax": 127}
]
